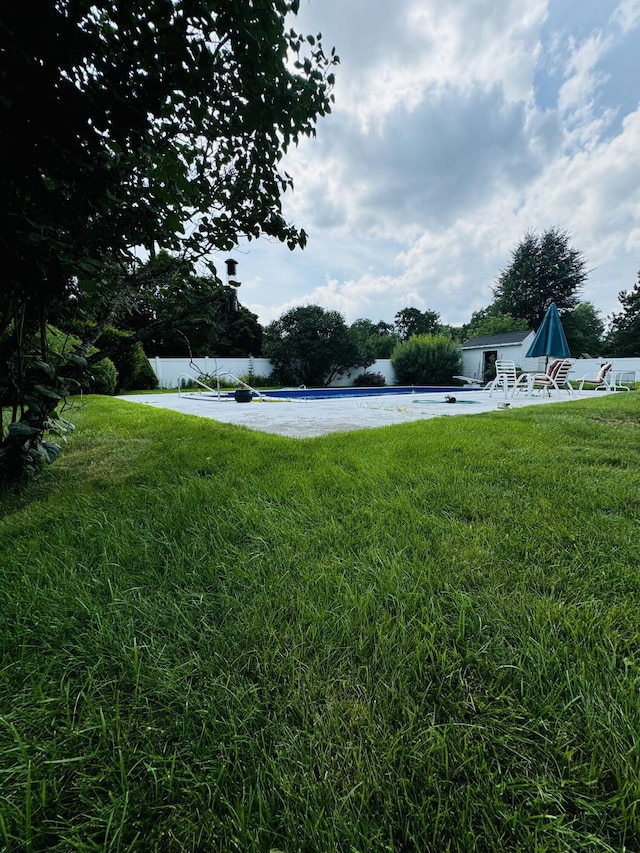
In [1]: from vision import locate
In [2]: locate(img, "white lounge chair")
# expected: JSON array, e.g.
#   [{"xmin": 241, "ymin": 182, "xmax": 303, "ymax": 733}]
[
  {"xmin": 576, "ymin": 363, "xmax": 626, "ymax": 392},
  {"xmin": 453, "ymin": 375, "xmax": 483, "ymax": 387},
  {"xmin": 515, "ymin": 358, "xmax": 575, "ymax": 397}
]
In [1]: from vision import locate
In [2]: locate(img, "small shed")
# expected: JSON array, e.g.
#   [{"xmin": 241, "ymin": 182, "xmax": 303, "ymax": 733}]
[{"xmin": 462, "ymin": 330, "xmax": 539, "ymax": 383}]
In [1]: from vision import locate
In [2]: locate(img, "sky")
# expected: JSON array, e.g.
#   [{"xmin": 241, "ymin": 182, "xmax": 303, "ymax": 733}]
[{"xmin": 228, "ymin": 0, "xmax": 640, "ymax": 331}]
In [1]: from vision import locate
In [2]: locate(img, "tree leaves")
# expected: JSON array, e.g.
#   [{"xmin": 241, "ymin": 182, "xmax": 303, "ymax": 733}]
[
  {"xmin": 606, "ymin": 271, "xmax": 640, "ymax": 356},
  {"xmin": 264, "ymin": 305, "xmax": 371, "ymax": 386},
  {"xmin": 1, "ymin": 0, "xmax": 338, "ymax": 482},
  {"xmin": 493, "ymin": 228, "xmax": 587, "ymax": 329}
]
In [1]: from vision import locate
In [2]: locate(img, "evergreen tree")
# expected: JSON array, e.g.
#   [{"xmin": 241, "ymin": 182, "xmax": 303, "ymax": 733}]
[
  {"xmin": 493, "ymin": 228, "xmax": 587, "ymax": 328},
  {"xmin": 606, "ymin": 272, "xmax": 640, "ymax": 356}
]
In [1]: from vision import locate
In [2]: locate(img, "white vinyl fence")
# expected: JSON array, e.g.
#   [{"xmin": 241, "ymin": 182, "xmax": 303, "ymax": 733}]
[
  {"xmin": 566, "ymin": 358, "xmax": 639, "ymax": 386},
  {"xmin": 148, "ymin": 355, "xmax": 640, "ymax": 390},
  {"xmin": 148, "ymin": 357, "xmax": 397, "ymax": 388}
]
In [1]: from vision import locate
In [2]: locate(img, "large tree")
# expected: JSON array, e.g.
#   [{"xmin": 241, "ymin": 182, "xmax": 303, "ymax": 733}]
[
  {"xmin": 110, "ymin": 251, "xmax": 263, "ymax": 357},
  {"xmin": 394, "ymin": 307, "xmax": 441, "ymax": 340},
  {"xmin": 605, "ymin": 271, "xmax": 640, "ymax": 356},
  {"xmin": 493, "ymin": 228, "xmax": 587, "ymax": 328},
  {"xmin": 561, "ymin": 301, "xmax": 604, "ymax": 357},
  {"xmin": 264, "ymin": 305, "xmax": 372, "ymax": 386},
  {"xmin": 463, "ymin": 305, "xmax": 529, "ymax": 339},
  {"xmin": 0, "ymin": 0, "xmax": 337, "ymax": 483},
  {"xmin": 349, "ymin": 319, "xmax": 399, "ymax": 359}
]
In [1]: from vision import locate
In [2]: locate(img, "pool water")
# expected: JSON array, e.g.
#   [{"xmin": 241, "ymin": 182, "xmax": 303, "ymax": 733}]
[{"xmin": 255, "ymin": 386, "xmax": 474, "ymax": 401}]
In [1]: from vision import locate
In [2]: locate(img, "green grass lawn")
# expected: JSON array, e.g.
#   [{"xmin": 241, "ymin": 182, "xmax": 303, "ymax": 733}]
[{"xmin": 1, "ymin": 393, "xmax": 639, "ymax": 852}]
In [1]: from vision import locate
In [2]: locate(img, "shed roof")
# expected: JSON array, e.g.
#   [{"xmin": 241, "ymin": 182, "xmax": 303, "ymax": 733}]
[{"xmin": 462, "ymin": 330, "xmax": 533, "ymax": 349}]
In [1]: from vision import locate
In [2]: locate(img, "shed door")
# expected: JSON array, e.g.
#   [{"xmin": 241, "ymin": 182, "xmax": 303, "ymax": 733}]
[{"xmin": 482, "ymin": 350, "xmax": 498, "ymax": 383}]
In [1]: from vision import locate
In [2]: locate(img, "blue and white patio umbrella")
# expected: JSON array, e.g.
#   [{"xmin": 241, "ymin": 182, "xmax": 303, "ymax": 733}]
[{"xmin": 526, "ymin": 303, "xmax": 571, "ymax": 363}]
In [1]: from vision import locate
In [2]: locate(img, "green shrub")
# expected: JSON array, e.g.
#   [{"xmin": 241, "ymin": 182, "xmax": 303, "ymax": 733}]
[
  {"xmin": 60, "ymin": 323, "xmax": 158, "ymax": 392},
  {"xmin": 239, "ymin": 371, "xmax": 273, "ymax": 387},
  {"xmin": 179, "ymin": 377, "xmax": 198, "ymax": 390},
  {"xmin": 83, "ymin": 357, "xmax": 118, "ymax": 395},
  {"xmin": 391, "ymin": 333, "xmax": 462, "ymax": 384},
  {"xmin": 119, "ymin": 341, "xmax": 158, "ymax": 391},
  {"xmin": 44, "ymin": 327, "xmax": 117, "ymax": 395},
  {"xmin": 94, "ymin": 328, "xmax": 158, "ymax": 392},
  {"xmin": 196, "ymin": 373, "xmax": 235, "ymax": 389},
  {"xmin": 353, "ymin": 371, "xmax": 386, "ymax": 387}
]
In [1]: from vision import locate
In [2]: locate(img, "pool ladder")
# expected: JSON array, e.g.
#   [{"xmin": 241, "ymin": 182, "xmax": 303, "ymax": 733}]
[{"xmin": 177, "ymin": 371, "xmax": 264, "ymax": 400}]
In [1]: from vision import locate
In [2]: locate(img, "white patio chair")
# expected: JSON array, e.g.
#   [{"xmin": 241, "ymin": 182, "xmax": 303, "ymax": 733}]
[
  {"xmin": 577, "ymin": 363, "xmax": 613, "ymax": 392},
  {"xmin": 487, "ymin": 360, "xmax": 518, "ymax": 397},
  {"xmin": 453, "ymin": 375, "xmax": 483, "ymax": 387},
  {"xmin": 607, "ymin": 370, "xmax": 635, "ymax": 392},
  {"xmin": 515, "ymin": 358, "xmax": 575, "ymax": 397}
]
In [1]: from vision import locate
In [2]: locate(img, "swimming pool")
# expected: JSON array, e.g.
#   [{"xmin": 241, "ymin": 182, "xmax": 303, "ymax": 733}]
[
  {"xmin": 243, "ymin": 385, "xmax": 476, "ymax": 401},
  {"xmin": 122, "ymin": 387, "xmax": 593, "ymax": 438}
]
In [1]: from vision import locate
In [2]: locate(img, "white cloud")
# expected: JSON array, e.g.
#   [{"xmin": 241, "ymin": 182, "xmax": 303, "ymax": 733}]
[
  {"xmin": 612, "ymin": 0, "xmax": 640, "ymax": 33},
  {"xmin": 231, "ymin": 0, "xmax": 640, "ymax": 331},
  {"xmin": 296, "ymin": 0, "xmax": 548, "ymax": 128},
  {"xmin": 403, "ymin": 0, "xmax": 548, "ymax": 102},
  {"xmin": 290, "ymin": 85, "xmax": 548, "ymax": 243},
  {"xmin": 558, "ymin": 33, "xmax": 617, "ymax": 146}
]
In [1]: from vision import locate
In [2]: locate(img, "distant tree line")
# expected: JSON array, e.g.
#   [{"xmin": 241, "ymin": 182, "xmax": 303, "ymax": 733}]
[
  {"xmin": 260, "ymin": 228, "xmax": 638, "ymax": 387},
  {"xmin": 45, "ymin": 229, "xmax": 637, "ymax": 396}
]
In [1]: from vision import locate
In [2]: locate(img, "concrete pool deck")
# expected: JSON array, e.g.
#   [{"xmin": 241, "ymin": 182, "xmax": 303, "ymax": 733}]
[{"xmin": 118, "ymin": 388, "xmax": 606, "ymax": 439}]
